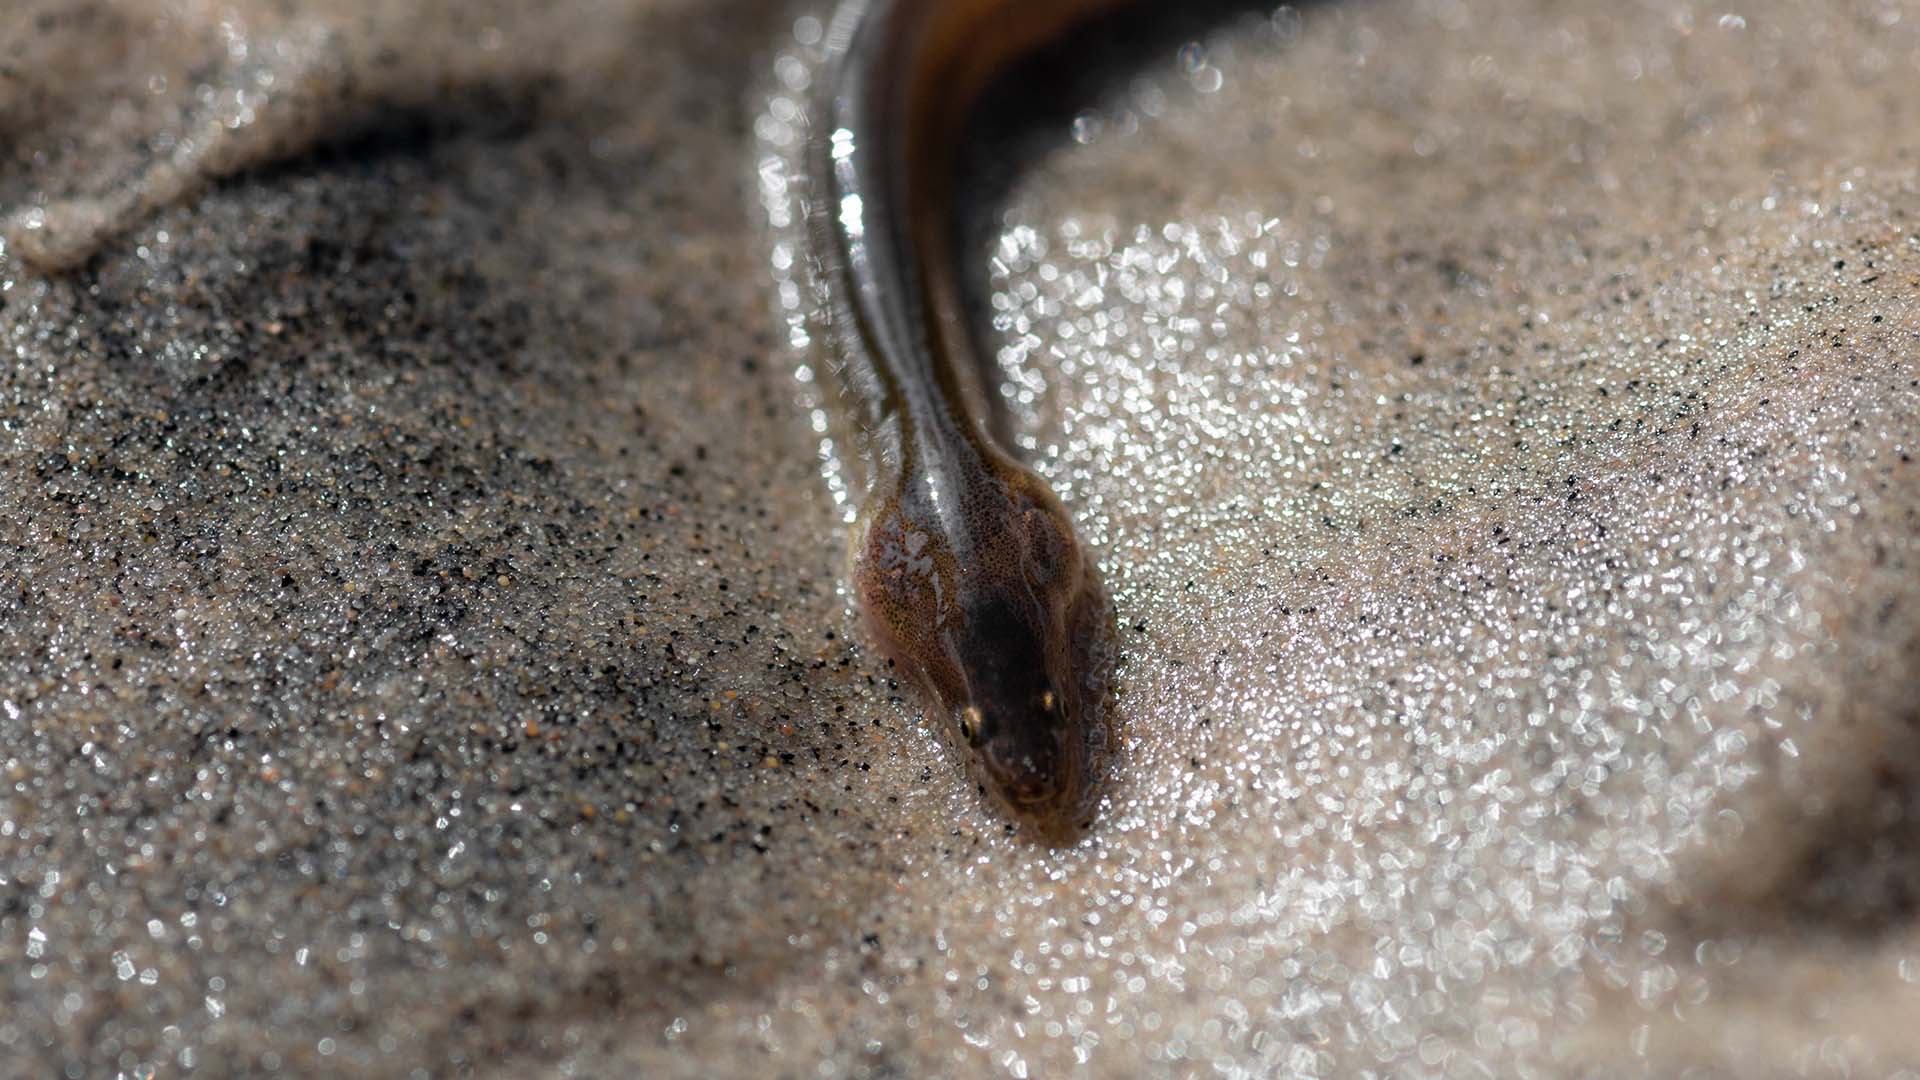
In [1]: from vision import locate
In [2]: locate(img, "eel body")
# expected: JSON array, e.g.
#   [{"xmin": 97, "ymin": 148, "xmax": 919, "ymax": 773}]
[{"xmin": 812, "ymin": 0, "xmax": 1117, "ymax": 829}]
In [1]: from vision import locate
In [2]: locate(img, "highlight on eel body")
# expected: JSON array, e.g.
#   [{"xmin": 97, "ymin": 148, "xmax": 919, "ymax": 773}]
[{"xmin": 809, "ymin": 0, "xmax": 1119, "ymax": 832}]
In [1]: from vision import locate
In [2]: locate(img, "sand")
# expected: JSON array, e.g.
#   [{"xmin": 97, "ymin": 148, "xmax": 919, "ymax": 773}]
[{"xmin": 2, "ymin": 0, "xmax": 1918, "ymax": 1075}]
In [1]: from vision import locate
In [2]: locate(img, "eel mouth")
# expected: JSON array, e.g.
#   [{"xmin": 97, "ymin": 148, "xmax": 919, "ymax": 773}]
[{"xmin": 978, "ymin": 725, "xmax": 1087, "ymax": 824}]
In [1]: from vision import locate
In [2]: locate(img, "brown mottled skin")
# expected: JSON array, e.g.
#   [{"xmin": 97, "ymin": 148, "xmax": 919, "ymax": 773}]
[
  {"xmin": 817, "ymin": 0, "xmax": 1118, "ymax": 829},
  {"xmin": 853, "ymin": 447, "xmax": 1095, "ymax": 824}
]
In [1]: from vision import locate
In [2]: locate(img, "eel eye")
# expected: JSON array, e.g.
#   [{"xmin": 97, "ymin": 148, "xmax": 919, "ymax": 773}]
[
  {"xmin": 1040, "ymin": 690, "xmax": 1056, "ymax": 713},
  {"xmin": 959, "ymin": 705, "xmax": 983, "ymax": 742}
]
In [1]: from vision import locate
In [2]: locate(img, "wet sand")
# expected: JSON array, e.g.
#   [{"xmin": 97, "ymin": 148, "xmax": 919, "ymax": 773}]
[{"xmin": 2, "ymin": 0, "xmax": 1918, "ymax": 1075}]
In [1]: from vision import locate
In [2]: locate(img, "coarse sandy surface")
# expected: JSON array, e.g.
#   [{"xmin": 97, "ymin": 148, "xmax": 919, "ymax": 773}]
[{"xmin": 2, "ymin": 0, "xmax": 1919, "ymax": 1076}]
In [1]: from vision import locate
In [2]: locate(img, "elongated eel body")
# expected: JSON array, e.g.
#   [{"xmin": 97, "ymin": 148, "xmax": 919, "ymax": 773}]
[{"xmin": 813, "ymin": 0, "xmax": 1118, "ymax": 828}]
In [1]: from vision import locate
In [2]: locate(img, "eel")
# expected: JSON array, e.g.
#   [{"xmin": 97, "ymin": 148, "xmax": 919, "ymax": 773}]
[{"xmin": 809, "ymin": 0, "xmax": 1120, "ymax": 830}]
